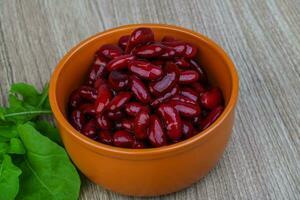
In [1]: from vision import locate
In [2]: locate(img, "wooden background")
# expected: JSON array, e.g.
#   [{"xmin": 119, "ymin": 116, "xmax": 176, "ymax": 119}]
[{"xmin": 0, "ymin": 0, "xmax": 299, "ymax": 199}]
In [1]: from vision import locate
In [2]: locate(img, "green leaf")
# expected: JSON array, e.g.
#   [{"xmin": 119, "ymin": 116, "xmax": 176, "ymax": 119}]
[
  {"xmin": 34, "ymin": 120, "xmax": 62, "ymax": 146},
  {"xmin": 16, "ymin": 124, "xmax": 80, "ymax": 200},
  {"xmin": 0, "ymin": 154, "xmax": 22, "ymax": 200},
  {"xmin": 0, "ymin": 142, "xmax": 9, "ymax": 155},
  {"xmin": 8, "ymin": 138, "xmax": 25, "ymax": 154},
  {"xmin": 10, "ymin": 83, "xmax": 40, "ymax": 106},
  {"xmin": 0, "ymin": 125, "xmax": 18, "ymax": 139}
]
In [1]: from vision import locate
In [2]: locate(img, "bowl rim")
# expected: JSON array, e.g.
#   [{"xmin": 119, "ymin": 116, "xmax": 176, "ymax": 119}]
[{"xmin": 49, "ymin": 23, "xmax": 239, "ymax": 158}]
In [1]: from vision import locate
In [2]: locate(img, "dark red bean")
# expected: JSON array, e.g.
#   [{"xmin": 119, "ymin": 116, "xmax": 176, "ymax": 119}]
[
  {"xmin": 179, "ymin": 70, "xmax": 199, "ymax": 84},
  {"xmin": 107, "ymin": 110, "xmax": 124, "ymax": 120},
  {"xmin": 82, "ymin": 119, "xmax": 97, "ymax": 138},
  {"xmin": 182, "ymin": 121, "xmax": 196, "ymax": 139},
  {"xmin": 169, "ymin": 100, "xmax": 201, "ymax": 117},
  {"xmin": 118, "ymin": 35, "xmax": 130, "ymax": 50},
  {"xmin": 157, "ymin": 103, "xmax": 182, "ymax": 140},
  {"xmin": 161, "ymin": 36, "xmax": 176, "ymax": 42},
  {"xmin": 148, "ymin": 115, "xmax": 167, "ymax": 147},
  {"xmin": 200, "ymin": 88, "xmax": 223, "ymax": 109},
  {"xmin": 78, "ymin": 86, "xmax": 98, "ymax": 101},
  {"xmin": 130, "ymin": 75, "xmax": 151, "ymax": 103},
  {"xmin": 190, "ymin": 59, "xmax": 206, "ymax": 82},
  {"xmin": 113, "ymin": 130, "xmax": 134, "ymax": 148},
  {"xmin": 70, "ymin": 110, "xmax": 86, "ymax": 131},
  {"xmin": 192, "ymin": 116, "xmax": 201, "ymax": 129},
  {"xmin": 149, "ymin": 62, "xmax": 179, "ymax": 96},
  {"xmin": 95, "ymin": 84, "xmax": 112, "ymax": 114},
  {"xmin": 159, "ymin": 47, "xmax": 176, "ymax": 59},
  {"xmin": 108, "ymin": 70, "xmax": 129, "ymax": 90},
  {"xmin": 134, "ymin": 44, "xmax": 165, "ymax": 58},
  {"xmin": 171, "ymin": 94, "xmax": 197, "ymax": 105},
  {"xmin": 151, "ymin": 60, "xmax": 164, "ymax": 68},
  {"xmin": 107, "ymin": 92, "xmax": 131, "ymax": 112},
  {"xmin": 79, "ymin": 103, "xmax": 96, "ymax": 115},
  {"xmin": 114, "ymin": 121, "xmax": 122, "ymax": 129},
  {"xmin": 93, "ymin": 78, "xmax": 106, "ymax": 89},
  {"xmin": 125, "ymin": 102, "xmax": 149, "ymax": 116},
  {"xmin": 134, "ymin": 110, "xmax": 150, "ymax": 140},
  {"xmin": 150, "ymin": 85, "xmax": 179, "ymax": 107},
  {"xmin": 192, "ymin": 82, "xmax": 206, "ymax": 94},
  {"xmin": 162, "ymin": 41, "xmax": 186, "ymax": 56},
  {"xmin": 184, "ymin": 43, "xmax": 197, "ymax": 58},
  {"xmin": 201, "ymin": 106, "xmax": 224, "ymax": 130},
  {"xmin": 98, "ymin": 44, "xmax": 123, "ymax": 59},
  {"xmin": 87, "ymin": 55, "xmax": 108, "ymax": 85},
  {"xmin": 120, "ymin": 119, "xmax": 134, "ymax": 132},
  {"xmin": 107, "ymin": 55, "xmax": 135, "ymax": 71},
  {"xmin": 69, "ymin": 89, "xmax": 82, "ymax": 109},
  {"xmin": 174, "ymin": 57, "xmax": 190, "ymax": 68},
  {"xmin": 128, "ymin": 60, "xmax": 162, "ymax": 80},
  {"xmin": 125, "ymin": 28, "xmax": 154, "ymax": 53},
  {"xmin": 96, "ymin": 114, "xmax": 111, "ymax": 130},
  {"xmin": 132, "ymin": 139, "xmax": 145, "ymax": 149},
  {"xmin": 180, "ymin": 87, "xmax": 199, "ymax": 102},
  {"xmin": 98, "ymin": 130, "xmax": 113, "ymax": 145}
]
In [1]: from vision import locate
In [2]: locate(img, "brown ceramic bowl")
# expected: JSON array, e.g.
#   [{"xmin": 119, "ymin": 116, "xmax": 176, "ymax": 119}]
[{"xmin": 49, "ymin": 24, "xmax": 238, "ymax": 196}]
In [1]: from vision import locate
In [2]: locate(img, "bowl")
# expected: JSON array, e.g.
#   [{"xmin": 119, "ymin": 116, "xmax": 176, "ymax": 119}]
[{"xmin": 49, "ymin": 24, "xmax": 239, "ymax": 196}]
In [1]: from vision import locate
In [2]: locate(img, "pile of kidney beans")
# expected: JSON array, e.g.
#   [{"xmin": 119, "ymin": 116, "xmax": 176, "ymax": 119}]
[{"xmin": 68, "ymin": 27, "xmax": 224, "ymax": 149}]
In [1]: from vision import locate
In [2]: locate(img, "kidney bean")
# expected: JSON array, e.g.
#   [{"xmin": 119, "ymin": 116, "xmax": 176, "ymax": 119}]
[
  {"xmin": 158, "ymin": 103, "xmax": 182, "ymax": 140},
  {"xmin": 95, "ymin": 84, "xmax": 112, "ymax": 114},
  {"xmin": 134, "ymin": 44, "xmax": 165, "ymax": 58},
  {"xmin": 134, "ymin": 110, "xmax": 150, "ymax": 140},
  {"xmin": 174, "ymin": 57, "xmax": 190, "ymax": 68},
  {"xmin": 179, "ymin": 70, "xmax": 199, "ymax": 84},
  {"xmin": 159, "ymin": 47, "xmax": 176, "ymax": 59},
  {"xmin": 130, "ymin": 75, "xmax": 151, "ymax": 103},
  {"xmin": 180, "ymin": 87, "xmax": 199, "ymax": 102},
  {"xmin": 192, "ymin": 82, "xmax": 206, "ymax": 94},
  {"xmin": 120, "ymin": 119, "xmax": 134, "ymax": 132},
  {"xmin": 107, "ymin": 92, "xmax": 131, "ymax": 112},
  {"xmin": 184, "ymin": 43, "xmax": 197, "ymax": 58},
  {"xmin": 125, "ymin": 28, "xmax": 154, "ymax": 53},
  {"xmin": 171, "ymin": 94, "xmax": 197, "ymax": 105},
  {"xmin": 150, "ymin": 85, "xmax": 179, "ymax": 107},
  {"xmin": 125, "ymin": 102, "xmax": 149, "ymax": 116},
  {"xmin": 87, "ymin": 55, "xmax": 108, "ymax": 85},
  {"xmin": 128, "ymin": 60, "xmax": 162, "ymax": 80},
  {"xmin": 190, "ymin": 59, "xmax": 206, "ymax": 82},
  {"xmin": 169, "ymin": 100, "xmax": 201, "ymax": 117},
  {"xmin": 108, "ymin": 70, "xmax": 129, "ymax": 90},
  {"xmin": 192, "ymin": 116, "xmax": 201, "ymax": 128},
  {"xmin": 162, "ymin": 41, "xmax": 186, "ymax": 56},
  {"xmin": 149, "ymin": 62, "xmax": 179, "ymax": 96},
  {"xmin": 107, "ymin": 55, "xmax": 135, "ymax": 71},
  {"xmin": 78, "ymin": 86, "xmax": 98, "ymax": 101},
  {"xmin": 114, "ymin": 121, "xmax": 122, "ymax": 129},
  {"xmin": 98, "ymin": 44, "xmax": 123, "ymax": 59},
  {"xmin": 79, "ymin": 103, "xmax": 96, "ymax": 115},
  {"xmin": 70, "ymin": 110, "xmax": 86, "ymax": 131},
  {"xmin": 96, "ymin": 114, "xmax": 111, "ymax": 130},
  {"xmin": 148, "ymin": 115, "xmax": 167, "ymax": 147},
  {"xmin": 132, "ymin": 138, "xmax": 145, "ymax": 149},
  {"xmin": 161, "ymin": 36, "xmax": 176, "ymax": 42},
  {"xmin": 201, "ymin": 106, "xmax": 224, "ymax": 130},
  {"xmin": 107, "ymin": 110, "xmax": 124, "ymax": 120},
  {"xmin": 113, "ymin": 130, "xmax": 134, "ymax": 148},
  {"xmin": 182, "ymin": 121, "xmax": 196, "ymax": 139},
  {"xmin": 93, "ymin": 78, "xmax": 107, "ymax": 89},
  {"xmin": 98, "ymin": 130, "xmax": 113, "ymax": 145},
  {"xmin": 118, "ymin": 35, "xmax": 130, "ymax": 50},
  {"xmin": 151, "ymin": 60, "xmax": 164, "ymax": 68},
  {"xmin": 82, "ymin": 119, "xmax": 97, "ymax": 138},
  {"xmin": 200, "ymin": 88, "xmax": 223, "ymax": 109},
  {"xmin": 69, "ymin": 89, "xmax": 82, "ymax": 109}
]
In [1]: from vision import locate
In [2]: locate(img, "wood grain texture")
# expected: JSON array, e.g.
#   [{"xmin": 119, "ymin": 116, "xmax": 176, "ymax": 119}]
[{"xmin": 0, "ymin": 0, "xmax": 299, "ymax": 199}]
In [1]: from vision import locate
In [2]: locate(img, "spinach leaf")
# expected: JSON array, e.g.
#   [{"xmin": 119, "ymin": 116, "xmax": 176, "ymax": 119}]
[
  {"xmin": 0, "ymin": 142, "xmax": 9, "ymax": 155},
  {"xmin": 34, "ymin": 120, "xmax": 62, "ymax": 146},
  {"xmin": 8, "ymin": 138, "xmax": 26, "ymax": 155},
  {"xmin": 16, "ymin": 124, "xmax": 80, "ymax": 200},
  {"xmin": 0, "ymin": 154, "xmax": 22, "ymax": 200}
]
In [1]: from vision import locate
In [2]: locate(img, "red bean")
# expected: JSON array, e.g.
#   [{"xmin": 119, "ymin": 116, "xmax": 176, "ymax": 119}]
[
  {"xmin": 162, "ymin": 41, "xmax": 186, "ymax": 56},
  {"xmin": 151, "ymin": 60, "xmax": 164, "ymax": 68},
  {"xmin": 171, "ymin": 94, "xmax": 197, "ymax": 105},
  {"xmin": 190, "ymin": 59, "xmax": 206, "ymax": 82},
  {"xmin": 98, "ymin": 130, "xmax": 113, "ymax": 145},
  {"xmin": 157, "ymin": 103, "xmax": 182, "ymax": 140},
  {"xmin": 192, "ymin": 82, "xmax": 206, "ymax": 94},
  {"xmin": 201, "ymin": 106, "xmax": 224, "ymax": 130},
  {"xmin": 169, "ymin": 100, "xmax": 201, "ymax": 117},
  {"xmin": 107, "ymin": 92, "xmax": 132, "ymax": 112},
  {"xmin": 182, "ymin": 121, "xmax": 196, "ymax": 139},
  {"xmin": 148, "ymin": 115, "xmax": 167, "ymax": 147},
  {"xmin": 79, "ymin": 103, "xmax": 96, "ymax": 115},
  {"xmin": 200, "ymin": 88, "xmax": 223, "ymax": 109},
  {"xmin": 132, "ymin": 139, "xmax": 145, "ymax": 149},
  {"xmin": 184, "ymin": 43, "xmax": 197, "ymax": 58},
  {"xmin": 180, "ymin": 87, "xmax": 199, "ymax": 102},
  {"xmin": 70, "ymin": 110, "xmax": 86, "ymax": 131},
  {"xmin": 93, "ymin": 78, "xmax": 106, "ymax": 89},
  {"xmin": 82, "ymin": 119, "xmax": 97, "ymax": 138},
  {"xmin": 125, "ymin": 102, "xmax": 149, "ymax": 116},
  {"xmin": 113, "ymin": 130, "xmax": 134, "ymax": 148},
  {"xmin": 159, "ymin": 47, "xmax": 176, "ymax": 59},
  {"xmin": 69, "ymin": 89, "xmax": 82, "ymax": 109},
  {"xmin": 128, "ymin": 60, "xmax": 162, "ymax": 80},
  {"xmin": 96, "ymin": 114, "xmax": 111, "ymax": 130},
  {"xmin": 107, "ymin": 110, "xmax": 124, "ymax": 120},
  {"xmin": 107, "ymin": 55, "xmax": 135, "ymax": 71},
  {"xmin": 149, "ymin": 62, "xmax": 179, "ymax": 96},
  {"xmin": 95, "ymin": 84, "xmax": 112, "ymax": 114},
  {"xmin": 78, "ymin": 86, "xmax": 98, "ymax": 101},
  {"xmin": 130, "ymin": 75, "xmax": 151, "ymax": 103},
  {"xmin": 125, "ymin": 28, "xmax": 154, "ymax": 53},
  {"xmin": 87, "ymin": 55, "xmax": 108, "ymax": 85},
  {"xmin": 108, "ymin": 70, "xmax": 129, "ymax": 90},
  {"xmin": 118, "ymin": 35, "xmax": 130, "ymax": 50},
  {"xmin": 151, "ymin": 85, "xmax": 179, "ymax": 107},
  {"xmin": 179, "ymin": 70, "xmax": 199, "ymax": 84},
  {"xmin": 161, "ymin": 36, "xmax": 176, "ymax": 42},
  {"xmin": 174, "ymin": 57, "xmax": 190, "ymax": 68},
  {"xmin": 134, "ymin": 44, "xmax": 165, "ymax": 58},
  {"xmin": 134, "ymin": 110, "xmax": 150, "ymax": 140},
  {"xmin": 120, "ymin": 119, "xmax": 134, "ymax": 132},
  {"xmin": 98, "ymin": 44, "xmax": 123, "ymax": 60}
]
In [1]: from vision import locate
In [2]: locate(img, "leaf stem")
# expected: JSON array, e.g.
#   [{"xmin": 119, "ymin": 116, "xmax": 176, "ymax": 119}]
[{"xmin": 3, "ymin": 110, "xmax": 52, "ymax": 118}]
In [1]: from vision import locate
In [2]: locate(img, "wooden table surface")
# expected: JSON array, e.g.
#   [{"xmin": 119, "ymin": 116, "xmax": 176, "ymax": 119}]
[{"xmin": 0, "ymin": 0, "xmax": 299, "ymax": 199}]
